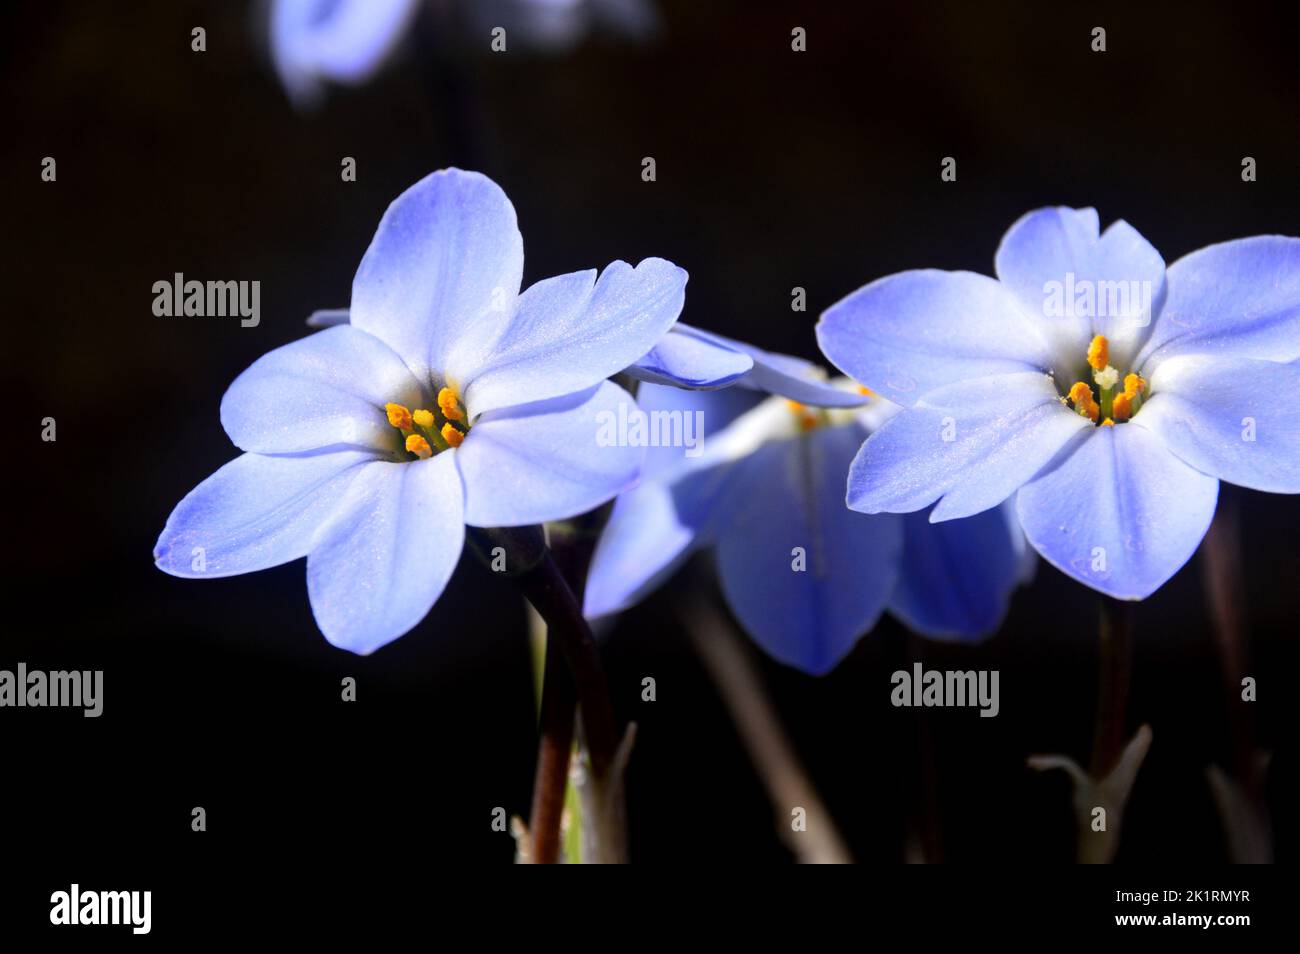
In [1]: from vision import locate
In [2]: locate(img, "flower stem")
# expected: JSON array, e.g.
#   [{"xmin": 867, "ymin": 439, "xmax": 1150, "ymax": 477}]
[
  {"xmin": 467, "ymin": 522, "xmax": 620, "ymax": 863},
  {"xmin": 1091, "ymin": 596, "xmax": 1133, "ymax": 777},
  {"xmin": 1200, "ymin": 489, "xmax": 1256, "ymax": 775},
  {"xmin": 1200, "ymin": 488, "xmax": 1272, "ymax": 862},
  {"xmin": 1029, "ymin": 597, "xmax": 1144, "ymax": 862},
  {"xmin": 522, "ymin": 547, "xmax": 617, "ymax": 779},
  {"xmin": 528, "ymin": 625, "xmax": 576, "ymax": 864},
  {"xmin": 681, "ymin": 590, "xmax": 852, "ymax": 863}
]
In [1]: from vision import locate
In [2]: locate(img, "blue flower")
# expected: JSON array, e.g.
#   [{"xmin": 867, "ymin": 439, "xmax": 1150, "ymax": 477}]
[
  {"xmin": 156, "ymin": 168, "xmax": 688, "ymax": 654},
  {"xmin": 584, "ymin": 380, "xmax": 1029, "ymax": 675},
  {"xmin": 270, "ymin": 0, "xmax": 422, "ymax": 109},
  {"xmin": 270, "ymin": 0, "xmax": 661, "ymax": 108},
  {"xmin": 818, "ymin": 207, "xmax": 1300, "ymax": 600}
]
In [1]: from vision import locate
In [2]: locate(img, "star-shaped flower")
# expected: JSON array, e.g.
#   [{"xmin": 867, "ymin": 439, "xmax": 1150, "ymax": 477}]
[
  {"xmin": 818, "ymin": 208, "xmax": 1300, "ymax": 599},
  {"xmin": 156, "ymin": 168, "xmax": 687, "ymax": 653}
]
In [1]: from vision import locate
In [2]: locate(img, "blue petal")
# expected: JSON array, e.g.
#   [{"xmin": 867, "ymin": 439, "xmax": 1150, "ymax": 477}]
[
  {"xmin": 583, "ymin": 384, "xmax": 763, "ymax": 616},
  {"xmin": 1136, "ymin": 236, "xmax": 1300, "ymax": 368},
  {"xmin": 626, "ymin": 326, "xmax": 753, "ymax": 389},
  {"xmin": 714, "ymin": 427, "xmax": 904, "ymax": 674},
  {"xmin": 846, "ymin": 371, "xmax": 1089, "ymax": 519},
  {"xmin": 679, "ymin": 324, "xmax": 866, "ymax": 406},
  {"xmin": 633, "ymin": 380, "xmax": 762, "ymax": 480},
  {"xmin": 818, "ymin": 270, "xmax": 1053, "ymax": 406},
  {"xmin": 1002, "ymin": 500, "xmax": 1039, "ymax": 584},
  {"xmin": 995, "ymin": 207, "xmax": 1166, "ymax": 365},
  {"xmin": 306, "ymin": 453, "xmax": 465, "ymax": 655},
  {"xmin": 154, "ymin": 449, "xmax": 375, "ymax": 578},
  {"xmin": 271, "ymin": 0, "xmax": 420, "ymax": 107},
  {"xmin": 350, "ymin": 169, "xmax": 524, "ymax": 385},
  {"xmin": 1016, "ymin": 425, "xmax": 1219, "ymax": 599},
  {"xmin": 460, "ymin": 259, "xmax": 687, "ymax": 416},
  {"xmin": 220, "ymin": 326, "xmax": 424, "ymax": 454},
  {"xmin": 583, "ymin": 482, "xmax": 702, "ymax": 618},
  {"xmin": 889, "ymin": 507, "xmax": 1019, "ymax": 642},
  {"xmin": 1134, "ymin": 354, "xmax": 1300, "ymax": 493},
  {"xmin": 456, "ymin": 381, "xmax": 643, "ymax": 527},
  {"xmin": 585, "ymin": 384, "xmax": 764, "ymax": 616}
]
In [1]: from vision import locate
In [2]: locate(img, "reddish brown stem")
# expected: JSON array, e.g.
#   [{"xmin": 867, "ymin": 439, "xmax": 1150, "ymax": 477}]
[
  {"xmin": 1091, "ymin": 597, "xmax": 1133, "ymax": 777},
  {"xmin": 527, "ymin": 631, "xmax": 576, "ymax": 864},
  {"xmin": 469, "ymin": 522, "xmax": 617, "ymax": 863}
]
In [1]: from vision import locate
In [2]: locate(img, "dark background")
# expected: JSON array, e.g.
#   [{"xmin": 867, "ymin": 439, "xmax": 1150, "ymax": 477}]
[{"xmin": 2, "ymin": 0, "xmax": 1296, "ymax": 884}]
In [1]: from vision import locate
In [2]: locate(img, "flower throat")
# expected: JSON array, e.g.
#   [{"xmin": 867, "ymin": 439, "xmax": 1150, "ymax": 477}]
[
  {"xmin": 385, "ymin": 385, "xmax": 468, "ymax": 459},
  {"xmin": 1066, "ymin": 335, "xmax": 1147, "ymax": 427}
]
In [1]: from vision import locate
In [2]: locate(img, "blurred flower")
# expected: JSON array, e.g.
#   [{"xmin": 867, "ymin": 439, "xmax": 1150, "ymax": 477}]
[
  {"xmin": 461, "ymin": 0, "xmax": 661, "ymax": 53},
  {"xmin": 156, "ymin": 168, "xmax": 687, "ymax": 654},
  {"xmin": 584, "ymin": 380, "xmax": 1030, "ymax": 675},
  {"xmin": 270, "ymin": 0, "xmax": 422, "ymax": 108},
  {"xmin": 818, "ymin": 208, "xmax": 1300, "ymax": 599},
  {"xmin": 269, "ymin": 0, "xmax": 661, "ymax": 108}
]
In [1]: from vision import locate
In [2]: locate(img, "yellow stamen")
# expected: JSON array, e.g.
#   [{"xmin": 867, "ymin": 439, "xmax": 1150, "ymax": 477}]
[
  {"xmin": 412, "ymin": 408, "xmax": 435, "ymax": 429},
  {"xmin": 438, "ymin": 386, "xmax": 464, "ymax": 423},
  {"xmin": 1087, "ymin": 335, "xmax": 1109, "ymax": 371},
  {"xmin": 1067, "ymin": 381, "xmax": 1099, "ymax": 422},
  {"xmin": 441, "ymin": 423, "xmax": 464, "ymax": 448},
  {"xmin": 785, "ymin": 400, "xmax": 818, "ymax": 431},
  {"xmin": 1101, "ymin": 418, "xmax": 1115, "ymax": 427},
  {"xmin": 405, "ymin": 434, "xmax": 432, "ymax": 459},
  {"xmin": 1112, "ymin": 392, "xmax": 1134, "ymax": 422},
  {"xmin": 385, "ymin": 403, "xmax": 413, "ymax": 431},
  {"xmin": 1123, "ymin": 373, "xmax": 1146, "ymax": 399},
  {"xmin": 857, "ymin": 384, "xmax": 874, "ymax": 397}
]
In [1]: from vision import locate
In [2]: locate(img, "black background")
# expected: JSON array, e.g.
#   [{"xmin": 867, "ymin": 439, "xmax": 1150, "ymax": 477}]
[{"xmin": 1, "ymin": 0, "xmax": 1296, "ymax": 900}]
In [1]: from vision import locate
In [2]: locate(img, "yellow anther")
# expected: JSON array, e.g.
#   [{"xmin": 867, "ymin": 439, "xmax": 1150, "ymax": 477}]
[
  {"xmin": 857, "ymin": 384, "xmax": 875, "ymax": 397},
  {"xmin": 438, "ymin": 386, "xmax": 464, "ymax": 423},
  {"xmin": 785, "ymin": 400, "xmax": 818, "ymax": 431},
  {"xmin": 1101, "ymin": 418, "xmax": 1115, "ymax": 427},
  {"xmin": 1087, "ymin": 335, "xmax": 1109, "ymax": 371},
  {"xmin": 405, "ymin": 434, "xmax": 433, "ymax": 459},
  {"xmin": 385, "ymin": 403, "xmax": 414, "ymax": 430},
  {"xmin": 1112, "ymin": 392, "xmax": 1134, "ymax": 422},
  {"xmin": 1123, "ymin": 373, "xmax": 1146, "ymax": 398},
  {"xmin": 412, "ymin": 408, "xmax": 435, "ymax": 429},
  {"xmin": 1068, "ymin": 381, "xmax": 1099, "ymax": 422},
  {"xmin": 441, "ymin": 423, "xmax": 464, "ymax": 448}
]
